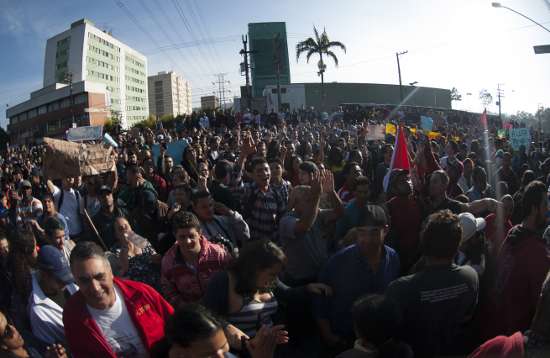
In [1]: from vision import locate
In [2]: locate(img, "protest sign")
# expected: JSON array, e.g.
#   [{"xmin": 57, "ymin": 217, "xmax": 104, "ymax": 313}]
[
  {"xmin": 421, "ymin": 116, "xmax": 433, "ymax": 131},
  {"xmin": 509, "ymin": 128, "xmax": 531, "ymax": 151},
  {"xmin": 428, "ymin": 131, "xmax": 441, "ymax": 140},
  {"xmin": 152, "ymin": 139, "xmax": 189, "ymax": 164},
  {"xmin": 43, "ymin": 137, "xmax": 116, "ymax": 180},
  {"xmin": 366, "ymin": 124, "xmax": 385, "ymax": 141},
  {"xmin": 497, "ymin": 129, "xmax": 507, "ymax": 139},
  {"xmin": 67, "ymin": 126, "xmax": 103, "ymax": 142}
]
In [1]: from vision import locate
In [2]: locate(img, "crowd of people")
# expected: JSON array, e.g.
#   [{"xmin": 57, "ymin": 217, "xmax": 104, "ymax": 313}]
[{"xmin": 0, "ymin": 104, "xmax": 549, "ymax": 358}]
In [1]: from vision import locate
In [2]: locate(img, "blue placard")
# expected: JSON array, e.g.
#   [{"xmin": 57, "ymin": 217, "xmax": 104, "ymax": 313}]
[{"xmin": 152, "ymin": 139, "xmax": 189, "ymax": 164}]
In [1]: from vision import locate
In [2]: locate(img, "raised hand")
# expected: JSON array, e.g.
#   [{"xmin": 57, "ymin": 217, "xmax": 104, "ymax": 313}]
[
  {"xmin": 310, "ymin": 170, "xmax": 322, "ymax": 197},
  {"xmin": 321, "ymin": 170, "xmax": 335, "ymax": 194}
]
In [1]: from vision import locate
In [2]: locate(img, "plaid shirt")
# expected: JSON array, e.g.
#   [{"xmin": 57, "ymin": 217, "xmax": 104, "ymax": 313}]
[{"xmin": 237, "ymin": 182, "xmax": 287, "ymax": 242}]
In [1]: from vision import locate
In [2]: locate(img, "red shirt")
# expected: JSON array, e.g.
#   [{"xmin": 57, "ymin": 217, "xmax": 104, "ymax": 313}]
[
  {"xmin": 484, "ymin": 213, "xmax": 512, "ymax": 258},
  {"xmin": 468, "ymin": 332, "xmax": 524, "ymax": 358},
  {"xmin": 483, "ymin": 225, "xmax": 550, "ymax": 338},
  {"xmin": 63, "ymin": 277, "xmax": 174, "ymax": 358},
  {"xmin": 386, "ymin": 195, "xmax": 422, "ymax": 271}
]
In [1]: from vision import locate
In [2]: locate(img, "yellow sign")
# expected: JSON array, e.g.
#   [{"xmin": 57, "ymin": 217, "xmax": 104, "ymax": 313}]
[{"xmin": 386, "ymin": 123, "xmax": 396, "ymax": 135}]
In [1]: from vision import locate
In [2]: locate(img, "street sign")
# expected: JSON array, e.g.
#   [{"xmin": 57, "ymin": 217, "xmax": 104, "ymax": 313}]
[{"xmin": 534, "ymin": 45, "xmax": 550, "ymax": 54}]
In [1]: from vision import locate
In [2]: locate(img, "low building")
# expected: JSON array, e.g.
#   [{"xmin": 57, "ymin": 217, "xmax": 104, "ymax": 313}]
[
  {"xmin": 6, "ymin": 81, "xmax": 109, "ymax": 145},
  {"xmin": 201, "ymin": 95, "xmax": 219, "ymax": 111},
  {"xmin": 263, "ymin": 82, "xmax": 452, "ymax": 112},
  {"xmin": 148, "ymin": 71, "xmax": 191, "ymax": 118}
]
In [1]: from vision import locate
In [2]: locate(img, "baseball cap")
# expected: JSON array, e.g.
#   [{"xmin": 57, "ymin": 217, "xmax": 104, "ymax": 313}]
[
  {"xmin": 458, "ymin": 212, "xmax": 486, "ymax": 242},
  {"xmin": 99, "ymin": 185, "xmax": 113, "ymax": 194},
  {"xmin": 20, "ymin": 180, "xmax": 32, "ymax": 188},
  {"xmin": 358, "ymin": 204, "xmax": 388, "ymax": 228},
  {"xmin": 37, "ymin": 245, "xmax": 74, "ymax": 285}
]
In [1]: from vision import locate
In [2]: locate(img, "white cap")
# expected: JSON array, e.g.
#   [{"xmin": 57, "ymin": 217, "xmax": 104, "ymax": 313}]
[{"xmin": 458, "ymin": 212, "xmax": 486, "ymax": 242}]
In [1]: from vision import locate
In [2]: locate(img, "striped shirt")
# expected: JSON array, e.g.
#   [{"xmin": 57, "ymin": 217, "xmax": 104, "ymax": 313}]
[
  {"xmin": 237, "ymin": 182, "xmax": 287, "ymax": 242},
  {"xmin": 227, "ymin": 294, "xmax": 278, "ymax": 338}
]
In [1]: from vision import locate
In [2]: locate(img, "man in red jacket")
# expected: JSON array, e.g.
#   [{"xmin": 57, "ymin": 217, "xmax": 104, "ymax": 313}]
[
  {"xmin": 63, "ymin": 241, "xmax": 173, "ymax": 357},
  {"xmin": 481, "ymin": 181, "xmax": 550, "ymax": 340}
]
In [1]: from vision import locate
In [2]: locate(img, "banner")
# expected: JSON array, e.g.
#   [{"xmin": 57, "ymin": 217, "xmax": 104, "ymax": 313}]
[
  {"xmin": 385, "ymin": 123, "xmax": 396, "ymax": 136},
  {"xmin": 67, "ymin": 126, "xmax": 103, "ymax": 142},
  {"xmin": 152, "ymin": 139, "xmax": 189, "ymax": 164},
  {"xmin": 42, "ymin": 138, "xmax": 116, "ymax": 180},
  {"xmin": 366, "ymin": 124, "xmax": 385, "ymax": 141},
  {"xmin": 420, "ymin": 116, "xmax": 433, "ymax": 131},
  {"xmin": 509, "ymin": 128, "xmax": 531, "ymax": 151}
]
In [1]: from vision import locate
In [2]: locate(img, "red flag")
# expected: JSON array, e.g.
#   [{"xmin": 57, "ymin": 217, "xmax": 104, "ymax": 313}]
[
  {"xmin": 480, "ymin": 109, "xmax": 488, "ymax": 129},
  {"xmin": 383, "ymin": 126, "xmax": 410, "ymax": 191}
]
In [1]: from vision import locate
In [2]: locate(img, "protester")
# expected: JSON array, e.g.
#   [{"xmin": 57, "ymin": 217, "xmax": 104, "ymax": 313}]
[
  {"xmin": 386, "ymin": 209, "xmax": 479, "ymax": 357},
  {"xmin": 336, "ymin": 294, "xmax": 413, "ymax": 358},
  {"xmin": 92, "ymin": 185, "xmax": 128, "ymax": 250},
  {"xmin": 161, "ymin": 211, "xmax": 230, "ymax": 308},
  {"xmin": 63, "ymin": 241, "xmax": 173, "ymax": 357},
  {"xmin": 111, "ymin": 217, "xmax": 161, "ymax": 292},
  {"xmin": 191, "ymin": 190, "xmax": 250, "ymax": 252},
  {"xmin": 48, "ymin": 177, "xmax": 85, "ymax": 241},
  {"xmin": 28, "ymin": 245, "xmax": 78, "ymax": 345},
  {"xmin": 482, "ymin": 181, "xmax": 550, "ymax": 339},
  {"xmin": 315, "ymin": 205, "xmax": 400, "ymax": 352}
]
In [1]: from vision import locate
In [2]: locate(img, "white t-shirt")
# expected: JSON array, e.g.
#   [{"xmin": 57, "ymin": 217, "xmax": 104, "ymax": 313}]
[{"xmin": 87, "ymin": 287, "xmax": 147, "ymax": 357}]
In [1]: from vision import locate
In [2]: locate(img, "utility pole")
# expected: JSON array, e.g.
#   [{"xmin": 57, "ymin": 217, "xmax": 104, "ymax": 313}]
[
  {"xmin": 239, "ymin": 35, "xmax": 254, "ymax": 111},
  {"xmin": 396, "ymin": 50, "xmax": 408, "ymax": 102},
  {"xmin": 212, "ymin": 73, "xmax": 231, "ymax": 110},
  {"xmin": 273, "ymin": 33, "xmax": 282, "ymax": 113},
  {"xmin": 496, "ymin": 84, "xmax": 504, "ymax": 122},
  {"xmin": 65, "ymin": 72, "xmax": 75, "ymax": 128}
]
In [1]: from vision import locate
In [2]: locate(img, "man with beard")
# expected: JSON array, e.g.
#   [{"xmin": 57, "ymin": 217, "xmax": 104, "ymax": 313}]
[
  {"xmin": 481, "ymin": 181, "xmax": 550, "ymax": 339},
  {"xmin": 386, "ymin": 169, "xmax": 423, "ymax": 273}
]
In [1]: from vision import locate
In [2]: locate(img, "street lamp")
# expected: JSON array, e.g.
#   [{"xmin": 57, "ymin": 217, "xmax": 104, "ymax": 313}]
[
  {"xmin": 396, "ymin": 50, "xmax": 408, "ymax": 102},
  {"xmin": 491, "ymin": 2, "xmax": 550, "ymax": 33},
  {"xmin": 409, "ymin": 81, "xmax": 418, "ymax": 86},
  {"xmin": 492, "ymin": 2, "xmax": 550, "ymax": 53}
]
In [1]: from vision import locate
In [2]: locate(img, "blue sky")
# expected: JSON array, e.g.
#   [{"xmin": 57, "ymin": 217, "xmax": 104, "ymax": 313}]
[{"xmin": 1, "ymin": 0, "xmax": 549, "ymax": 127}]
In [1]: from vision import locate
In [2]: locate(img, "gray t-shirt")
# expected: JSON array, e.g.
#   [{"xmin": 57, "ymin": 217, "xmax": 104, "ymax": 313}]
[
  {"xmin": 279, "ymin": 209, "xmax": 332, "ymax": 281},
  {"xmin": 87, "ymin": 287, "xmax": 147, "ymax": 357}
]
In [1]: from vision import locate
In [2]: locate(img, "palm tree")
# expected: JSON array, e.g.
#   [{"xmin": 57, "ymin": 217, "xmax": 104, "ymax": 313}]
[{"xmin": 296, "ymin": 26, "xmax": 346, "ymax": 109}]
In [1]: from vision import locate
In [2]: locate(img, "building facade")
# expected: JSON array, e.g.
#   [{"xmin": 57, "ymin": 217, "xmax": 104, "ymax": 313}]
[
  {"xmin": 201, "ymin": 96, "xmax": 219, "ymax": 111},
  {"xmin": 148, "ymin": 71, "xmax": 191, "ymax": 118},
  {"xmin": 263, "ymin": 82, "xmax": 453, "ymax": 112},
  {"xmin": 43, "ymin": 18, "xmax": 148, "ymax": 128},
  {"xmin": 248, "ymin": 22, "xmax": 291, "ymax": 98},
  {"xmin": 6, "ymin": 82, "xmax": 110, "ymax": 145}
]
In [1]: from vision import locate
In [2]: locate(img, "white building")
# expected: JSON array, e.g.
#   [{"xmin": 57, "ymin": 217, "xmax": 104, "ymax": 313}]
[
  {"xmin": 43, "ymin": 18, "xmax": 149, "ymax": 128},
  {"xmin": 148, "ymin": 71, "xmax": 191, "ymax": 118}
]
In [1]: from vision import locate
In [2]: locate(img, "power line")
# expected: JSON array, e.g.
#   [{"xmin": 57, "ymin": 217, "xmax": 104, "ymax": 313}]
[
  {"xmin": 149, "ymin": 0, "xmax": 212, "ymax": 80},
  {"xmin": 186, "ymin": 0, "xmax": 224, "ymax": 72},
  {"xmin": 212, "ymin": 73, "xmax": 231, "ymax": 109},
  {"xmin": 170, "ymin": 0, "xmax": 221, "ymax": 75}
]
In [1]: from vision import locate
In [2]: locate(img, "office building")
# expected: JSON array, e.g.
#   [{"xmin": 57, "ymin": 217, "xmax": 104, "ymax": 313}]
[
  {"xmin": 148, "ymin": 71, "xmax": 191, "ymax": 118},
  {"xmin": 248, "ymin": 22, "xmax": 291, "ymax": 98},
  {"xmin": 6, "ymin": 82, "xmax": 110, "ymax": 145},
  {"xmin": 43, "ymin": 18, "xmax": 148, "ymax": 128},
  {"xmin": 201, "ymin": 95, "xmax": 219, "ymax": 110}
]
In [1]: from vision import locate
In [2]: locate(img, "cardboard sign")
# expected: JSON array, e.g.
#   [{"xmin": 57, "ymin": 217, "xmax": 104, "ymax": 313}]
[
  {"xmin": 366, "ymin": 124, "xmax": 385, "ymax": 141},
  {"xmin": 152, "ymin": 139, "xmax": 189, "ymax": 164},
  {"xmin": 43, "ymin": 137, "xmax": 116, "ymax": 180},
  {"xmin": 420, "ymin": 116, "xmax": 433, "ymax": 131},
  {"xmin": 67, "ymin": 126, "xmax": 103, "ymax": 142},
  {"xmin": 509, "ymin": 128, "xmax": 531, "ymax": 151}
]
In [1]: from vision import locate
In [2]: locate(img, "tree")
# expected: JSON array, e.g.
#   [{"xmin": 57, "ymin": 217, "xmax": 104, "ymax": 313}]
[
  {"xmin": 450, "ymin": 87, "xmax": 462, "ymax": 102},
  {"xmin": 479, "ymin": 89, "xmax": 493, "ymax": 107},
  {"xmin": 296, "ymin": 26, "xmax": 346, "ymax": 109}
]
